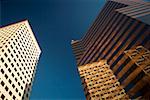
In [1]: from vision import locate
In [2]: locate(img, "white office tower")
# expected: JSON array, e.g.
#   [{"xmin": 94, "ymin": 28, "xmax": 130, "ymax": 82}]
[{"xmin": 0, "ymin": 20, "xmax": 41, "ymax": 100}]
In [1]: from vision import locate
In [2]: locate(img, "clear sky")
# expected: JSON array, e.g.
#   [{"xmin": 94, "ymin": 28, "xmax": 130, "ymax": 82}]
[{"xmin": 1, "ymin": 0, "xmax": 105, "ymax": 99}]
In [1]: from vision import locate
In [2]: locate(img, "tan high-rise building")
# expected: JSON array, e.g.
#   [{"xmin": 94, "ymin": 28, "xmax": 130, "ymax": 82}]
[
  {"xmin": 78, "ymin": 60, "xmax": 129, "ymax": 99},
  {"xmin": 0, "ymin": 20, "xmax": 41, "ymax": 100}
]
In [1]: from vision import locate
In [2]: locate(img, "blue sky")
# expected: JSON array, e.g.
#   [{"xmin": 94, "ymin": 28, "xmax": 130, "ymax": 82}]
[{"xmin": 1, "ymin": 0, "xmax": 105, "ymax": 99}]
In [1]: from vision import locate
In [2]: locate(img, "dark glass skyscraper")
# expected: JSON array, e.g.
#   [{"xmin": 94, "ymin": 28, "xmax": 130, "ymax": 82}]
[{"xmin": 71, "ymin": 0, "xmax": 150, "ymax": 99}]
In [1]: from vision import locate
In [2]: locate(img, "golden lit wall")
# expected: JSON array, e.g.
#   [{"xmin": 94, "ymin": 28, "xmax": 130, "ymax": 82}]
[{"xmin": 78, "ymin": 60, "xmax": 129, "ymax": 100}]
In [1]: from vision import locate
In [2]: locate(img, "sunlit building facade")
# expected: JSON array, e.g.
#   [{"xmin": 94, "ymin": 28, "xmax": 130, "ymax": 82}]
[
  {"xmin": 0, "ymin": 20, "xmax": 41, "ymax": 100},
  {"xmin": 72, "ymin": 0, "xmax": 150, "ymax": 99},
  {"xmin": 78, "ymin": 60, "xmax": 129, "ymax": 99}
]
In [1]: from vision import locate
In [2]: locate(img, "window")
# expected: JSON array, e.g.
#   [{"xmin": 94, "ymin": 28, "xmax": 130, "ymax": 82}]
[
  {"xmin": 13, "ymin": 50, "xmax": 16, "ymax": 53},
  {"xmin": 8, "ymin": 49, "xmax": 10, "ymax": 53},
  {"xmin": 16, "ymin": 55, "xmax": 19, "ymax": 58},
  {"xmin": 13, "ymin": 95, "xmax": 16, "ymax": 100},
  {"xmin": 1, "ymin": 58, "xmax": 4, "ymax": 63},
  {"xmin": 14, "ymin": 59, "xmax": 16, "ymax": 62},
  {"xmin": 19, "ymin": 92, "xmax": 21, "ymax": 96},
  {"xmin": 1, "ymin": 69, "xmax": 4, "ymax": 74},
  {"xmin": 13, "ymin": 42, "xmax": 16, "ymax": 45},
  {"xmin": 8, "ymin": 68, "xmax": 11, "ymax": 73},
  {"xmin": 26, "ymin": 94, "xmax": 28, "ymax": 97},
  {"xmin": 18, "ymin": 82, "xmax": 20, "ymax": 86},
  {"xmin": 10, "ymin": 45, "xmax": 13, "ymax": 49},
  {"xmin": 11, "ymin": 54, "xmax": 13, "ymax": 58},
  {"xmin": 8, "ymin": 79, "xmax": 12, "ymax": 84},
  {"xmin": 9, "ymin": 91, "xmax": 12, "ymax": 96},
  {"xmin": 5, "ymin": 86, "xmax": 8, "ymax": 91},
  {"xmin": 14, "ymin": 68, "xmax": 17, "ymax": 71},
  {"xmin": 12, "ymin": 84, "xmax": 15, "ymax": 88},
  {"xmin": 1, "ymin": 81, "xmax": 5, "ymax": 86},
  {"xmin": 4, "ymin": 63, "xmax": 8, "ymax": 68},
  {"xmin": 15, "ymin": 88, "xmax": 18, "ymax": 92},
  {"xmin": 11, "ymin": 63, "xmax": 14, "ymax": 67},
  {"xmin": 17, "ymin": 72, "xmax": 20, "ymax": 76},
  {"xmin": 1, "ymin": 94, "xmax": 5, "ymax": 100},
  {"xmin": 15, "ymin": 78, "xmax": 17, "ymax": 82},
  {"xmin": 8, "ymin": 58, "xmax": 11, "ymax": 62},
  {"xmin": 4, "ymin": 53, "xmax": 8, "ymax": 57},
  {"xmin": 12, "ymin": 73, "xmax": 14, "ymax": 77},
  {"xmin": 5, "ymin": 74, "xmax": 8, "ymax": 79}
]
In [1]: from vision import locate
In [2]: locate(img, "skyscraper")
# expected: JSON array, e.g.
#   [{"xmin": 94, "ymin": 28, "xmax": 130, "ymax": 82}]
[
  {"xmin": 0, "ymin": 20, "xmax": 41, "ymax": 100},
  {"xmin": 71, "ymin": 0, "xmax": 150, "ymax": 99}
]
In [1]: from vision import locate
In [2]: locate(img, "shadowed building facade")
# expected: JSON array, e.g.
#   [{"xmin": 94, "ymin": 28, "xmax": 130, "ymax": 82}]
[
  {"xmin": 0, "ymin": 20, "xmax": 41, "ymax": 100},
  {"xmin": 71, "ymin": 0, "xmax": 150, "ymax": 99},
  {"xmin": 71, "ymin": 40, "xmax": 85, "ymax": 64}
]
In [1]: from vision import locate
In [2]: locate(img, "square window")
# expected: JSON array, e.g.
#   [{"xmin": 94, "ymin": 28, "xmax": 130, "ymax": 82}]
[
  {"xmin": 11, "ymin": 54, "xmax": 13, "ymax": 58},
  {"xmin": 1, "ymin": 58, "xmax": 4, "ymax": 63},
  {"xmin": 10, "ymin": 45, "xmax": 13, "ymax": 49},
  {"xmin": 8, "ymin": 58, "xmax": 11, "ymax": 62},
  {"xmin": 15, "ymin": 78, "xmax": 17, "ymax": 82},
  {"xmin": 21, "ymin": 86, "xmax": 23, "ymax": 90},
  {"xmin": 13, "ymin": 95, "xmax": 16, "ymax": 99},
  {"xmin": 16, "ymin": 55, "xmax": 19, "ymax": 58},
  {"xmin": 14, "ymin": 68, "xmax": 17, "ymax": 71},
  {"xmin": 13, "ymin": 42, "xmax": 16, "ymax": 45},
  {"xmin": 5, "ymin": 74, "xmax": 8, "ymax": 79},
  {"xmin": 8, "ymin": 79, "xmax": 12, "ymax": 84},
  {"xmin": 4, "ymin": 53, "xmax": 8, "ymax": 57},
  {"xmin": 19, "ymin": 92, "xmax": 21, "ymax": 96},
  {"xmin": 9, "ymin": 91, "xmax": 12, "ymax": 96},
  {"xmin": 1, "ymin": 94, "xmax": 5, "ymax": 99},
  {"xmin": 14, "ymin": 59, "xmax": 16, "ymax": 62},
  {"xmin": 8, "ymin": 68, "xmax": 11, "ymax": 73},
  {"xmin": 17, "ymin": 82, "xmax": 20, "ymax": 86},
  {"xmin": 11, "ymin": 63, "xmax": 14, "ymax": 67},
  {"xmin": 8, "ymin": 49, "xmax": 10, "ymax": 53},
  {"xmin": 15, "ymin": 88, "xmax": 18, "ymax": 92},
  {"xmin": 4, "ymin": 63, "xmax": 8, "ymax": 68},
  {"xmin": 26, "ymin": 94, "xmax": 28, "ymax": 97},
  {"xmin": 5, "ymin": 86, "xmax": 8, "ymax": 91},
  {"xmin": 17, "ymin": 72, "xmax": 20, "ymax": 76},
  {"xmin": 1, "ymin": 69, "xmax": 4, "ymax": 74},
  {"xmin": 12, "ymin": 84, "xmax": 15, "ymax": 88},
  {"xmin": 13, "ymin": 50, "xmax": 16, "ymax": 53},
  {"xmin": 1, "ymin": 81, "xmax": 5, "ymax": 86},
  {"xmin": 12, "ymin": 73, "xmax": 14, "ymax": 77}
]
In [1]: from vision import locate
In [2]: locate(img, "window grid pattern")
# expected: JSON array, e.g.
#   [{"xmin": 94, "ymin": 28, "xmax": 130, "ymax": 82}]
[
  {"xmin": 78, "ymin": 60, "xmax": 129, "ymax": 100},
  {"xmin": 124, "ymin": 46, "xmax": 150, "ymax": 76},
  {"xmin": 0, "ymin": 24, "xmax": 20, "ymax": 48},
  {"xmin": 0, "ymin": 20, "xmax": 41, "ymax": 100}
]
